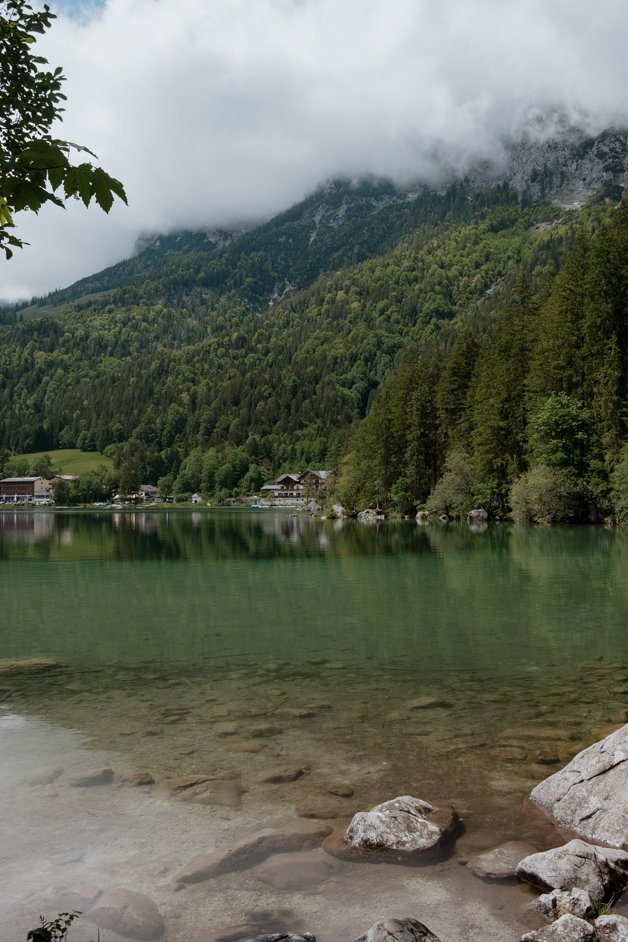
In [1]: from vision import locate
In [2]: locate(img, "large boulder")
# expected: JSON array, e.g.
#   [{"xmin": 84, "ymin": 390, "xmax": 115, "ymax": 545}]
[
  {"xmin": 595, "ymin": 915, "xmax": 628, "ymax": 942},
  {"xmin": 173, "ymin": 822, "xmax": 332, "ymax": 884},
  {"xmin": 346, "ymin": 796, "xmax": 458, "ymax": 855},
  {"xmin": 529, "ymin": 723, "xmax": 628, "ymax": 849},
  {"xmin": 86, "ymin": 888, "xmax": 164, "ymax": 940},
  {"xmin": 530, "ymin": 888, "xmax": 594, "ymax": 922},
  {"xmin": 515, "ymin": 840, "xmax": 628, "ymax": 900},
  {"xmin": 520, "ymin": 914, "xmax": 597, "ymax": 942},
  {"xmin": 355, "ymin": 918, "xmax": 442, "ymax": 942}
]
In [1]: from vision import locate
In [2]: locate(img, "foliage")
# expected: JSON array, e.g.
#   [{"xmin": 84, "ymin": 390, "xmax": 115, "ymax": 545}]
[
  {"xmin": 610, "ymin": 444, "xmax": 628, "ymax": 524},
  {"xmin": 425, "ymin": 449, "xmax": 476, "ymax": 518},
  {"xmin": 509, "ymin": 465, "xmax": 586, "ymax": 525},
  {"xmin": 527, "ymin": 393, "xmax": 593, "ymax": 475},
  {"xmin": 0, "ymin": 0, "xmax": 126, "ymax": 258},
  {"xmin": 27, "ymin": 911, "xmax": 90, "ymax": 942}
]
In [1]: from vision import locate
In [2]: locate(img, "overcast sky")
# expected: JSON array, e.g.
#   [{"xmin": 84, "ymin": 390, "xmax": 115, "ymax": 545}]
[{"xmin": 2, "ymin": 0, "xmax": 627, "ymax": 302}]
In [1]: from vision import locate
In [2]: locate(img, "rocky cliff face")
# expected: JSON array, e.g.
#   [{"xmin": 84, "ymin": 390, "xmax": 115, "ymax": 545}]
[{"xmin": 469, "ymin": 128, "xmax": 628, "ymax": 207}]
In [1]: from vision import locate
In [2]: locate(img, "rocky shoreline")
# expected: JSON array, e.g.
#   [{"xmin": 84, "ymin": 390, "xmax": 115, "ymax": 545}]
[{"xmin": 17, "ymin": 721, "xmax": 627, "ymax": 942}]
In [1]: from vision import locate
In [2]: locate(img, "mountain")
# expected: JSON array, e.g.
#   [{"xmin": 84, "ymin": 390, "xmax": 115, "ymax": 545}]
[{"xmin": 0, "ymin": 128, "xmax": 627, "ymax": 517}]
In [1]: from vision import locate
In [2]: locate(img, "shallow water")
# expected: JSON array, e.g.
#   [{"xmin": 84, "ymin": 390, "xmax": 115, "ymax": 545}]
[{"xmin": 1, "ymin": 511, "xmax": 627, "ymax": 942}]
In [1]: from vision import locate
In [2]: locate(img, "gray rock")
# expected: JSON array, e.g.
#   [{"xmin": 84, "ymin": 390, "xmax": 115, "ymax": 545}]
[
  {"xmin": 67, "ymin": 767, "xmax": 113, "ymax": 787},
  {"xmin": 595, "ymin": 915, "xmax": 628, "ymax": 942},
  {"xmin": 174, "ymin": 821, "xmax": 332, "ymax": 884},
  {"xmin": 415, "ymin": 511, "xmax": 431, "ymax": 524},
  {"xmin": 355, "ymin": 917, "xmax": 442, "ymax": 942},
  {"xmin": 467, "ymin": 840, "xmax": 537, "ymax": 879},
  {"xmin": 25, "ymin": 766, "xmax": 64, "ymax": 786},
  {"xmin": 515, "ymin": 840, "xmax": 628, "ymax": 899},
  {"xmin": 467, "ymin": 508, "xmax": 488, "ymax": 523},
  {"xmin": 86, "ymin": 887, "xmax": 164, "ymax": 940},
  {"xmin": 346, "ymin": 795, "xmax": 457, "ymax": 854},
  {"xmin": 529, "ymin": 723, "xmax": 628, "ymax": 849},
  {"xmin": 520, "ymin": 914, "xmax": 597, "ymax": 942},
  {"xmin": 327, "ymin": 783, "xmax": 354, "ymax": 797},
  {"xmin": 530, "ymin": 888, "xmax": 594, "ymax": 922}
]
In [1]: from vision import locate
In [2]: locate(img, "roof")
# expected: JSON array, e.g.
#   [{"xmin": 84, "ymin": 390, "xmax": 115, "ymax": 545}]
[
  {"xmin": 276, "ymin": 473, "xmax": 301, "ymax": 483},
  {"xmin": 1, "ymin": 477, "xmax": 43, "ymax": 483}
]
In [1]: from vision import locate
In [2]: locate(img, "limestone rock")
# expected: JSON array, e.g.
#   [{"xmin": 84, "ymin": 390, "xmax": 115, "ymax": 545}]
[
  {"xmin": 515, "ymin": 840, "xmax": 628, "ymax": 899},
  {"xmin": 530, "ymin": 888, "xmax": 594, "ymax": 922},
  {"xmin": 467, "ymin": 509, "xmax": 488, "ymax": 523},
  {"xmin": 86, "ymin": 887, "xmax": 164, "ymax": 940},
  {"xmin": 25, "ymin": 766, "xmax": 64, "ymax": 786},
  {"xmin": 159, "ymin": 773, "xmax": 245, "ymax": 807},
  {"xmin": 529, "ymin": 723, "xmax": 628, "ymax": 849},
  {"xmin": 467, "ymin": 841, "xmax": 537, "ymax": 879},
  {"xmin": 520, "ymin": 914, "xmax": 597, "ymax": 942},
  {"xmin": 415, "ymin": 511, "xmax": 431, "ymax": 524},
  {"xmin": 355, "ymin": 917, "xmax": 442, "ymax": 942},
  {"xmin": 173, "ymin": 822, "xmax": 332, "ymax": 884},
  {"xmin": 253, "ymin": 849, "xmax": 339, "ymax": 890},
  {"xmin": 595, "ymin": 915, "xmax": 628, "ymax": 942},
  {"xmin": 67, "ymin": 767, "xmax": 113, "ymax": 787},
  {"xmin": 346, "ymin": 796, "xmax": 457, "ymax": 854}
]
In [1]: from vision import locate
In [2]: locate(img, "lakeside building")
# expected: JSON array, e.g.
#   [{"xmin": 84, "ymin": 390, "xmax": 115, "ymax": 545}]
[
  {"xmin": 0, "ymin": 477, "xmax": 54, "ymax": 503},
  {"xmin": 260, "ymin": 470, "xmax": 329, "ymax": 505}
]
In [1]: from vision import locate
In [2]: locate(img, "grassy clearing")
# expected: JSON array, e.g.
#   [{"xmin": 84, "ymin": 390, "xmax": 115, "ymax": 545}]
[{"xmin": 12, "ymin": 448, "xmax": 113, "ymax": 474}]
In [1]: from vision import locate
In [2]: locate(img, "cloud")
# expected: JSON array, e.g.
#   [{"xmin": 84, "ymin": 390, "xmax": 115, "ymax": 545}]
[{"xmin": 2, "ymin": 0, "xmax": 628, "ymax": 301}]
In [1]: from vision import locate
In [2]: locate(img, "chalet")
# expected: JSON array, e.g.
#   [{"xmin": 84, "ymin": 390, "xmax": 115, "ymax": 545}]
[
  {"xmin": 260, "ymin": 470, "xmax": 330, "ymax": 504},
  {"xmin": 0, "ymin": 477, "xmax": 54, "ymax": 503},
  {"xmin": 139, "ymin": 484, "xmax": 161, "ymax": 502}
]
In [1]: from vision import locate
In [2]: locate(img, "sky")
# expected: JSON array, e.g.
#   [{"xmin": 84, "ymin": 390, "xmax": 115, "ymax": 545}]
[{"xmin": 2, "ymin": 0, "xmax": 628, "ymax": 302}]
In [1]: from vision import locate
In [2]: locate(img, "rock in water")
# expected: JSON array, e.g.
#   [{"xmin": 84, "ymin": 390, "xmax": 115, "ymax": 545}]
[
  {"xmin": 0, "ymin": 657, "xmax": 61, "ymax": 674},
  {"xmin": 529, "ymin": 723, "xmax": 628, "ymax": 849},
  {"xmin": 86, "ymin": 887, "xmax": 164, "ymax": 940},
  {"xmin": 158, "ymin": 773, "xmax": 245, "ymax": 807},
  {"xmin": 515, "ymin": 839, "xmax": 628, "ymax": 899},
  {"xmin": 66, "ymin": 767, "xmax": 113, "ymax": 787},
  {"xmin": 174, "ymin": 822, "xmax": 332, "ymax": 884},
  {"xmin": 467, "ymin": 841, "xmax": 538, "ymax": 879},
  {"xmin": 520, "ymin": 914, "xmax": 597, "ymax": 942},
  {"xmin": 355, "ymin": 918, "xmax": 442, "ymax": 942},
  {"xmin": 346, "ymin": 796, "xmax": 457, "ymax": 854}
]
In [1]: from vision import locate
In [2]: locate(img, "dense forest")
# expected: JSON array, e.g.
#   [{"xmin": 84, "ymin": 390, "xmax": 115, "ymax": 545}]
[{"xmin": 0, "ymin": 168, "xmax": 627, "ymax": 522}]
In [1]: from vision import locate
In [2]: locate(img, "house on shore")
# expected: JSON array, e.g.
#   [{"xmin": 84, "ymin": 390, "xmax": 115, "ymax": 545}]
[
  {"xmin": 0, "ymin": 477, "xmax": 54, "ymax": 503},
  {"xmin": 260, "ymin": 470, "xmax": 329, "ymax": 505}
]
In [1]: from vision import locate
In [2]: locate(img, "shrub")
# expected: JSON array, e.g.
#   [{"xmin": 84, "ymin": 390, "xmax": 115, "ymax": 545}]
[
  {"xmin": 427, "ymin": 450, "xmax": 475, "ymax": 518},
  {"xmin": 509, "ymin": 465, "xmax": 586, "ymax": 525}
]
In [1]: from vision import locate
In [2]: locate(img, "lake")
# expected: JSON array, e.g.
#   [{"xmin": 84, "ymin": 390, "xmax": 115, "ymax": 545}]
[{"xmin": 1, "ymin": 511, "xmax": 627, "ymax": 942}]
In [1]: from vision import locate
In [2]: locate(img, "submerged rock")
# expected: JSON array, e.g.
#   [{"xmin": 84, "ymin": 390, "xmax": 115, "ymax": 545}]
[
  {"xmin": 0, "ymin": 657, "xmax": 61, "ymax": 674},
  {"xmin": 515, "ymin": 839, "xmax": 628, "ymax": 899},
  {"xmin": 66, "ymin": 767, "xmax": 113, "ymax": 787},
  {"xmin": 86, "ymin": 887, "xmax": 164, "ymax": 940},
  {"xmin": 158, "ymin": 773, "xmax": 245, "ymax": 807},
  {"xmin": 467, "ymin": 840, "xmax": 537, "ymax": 879},
  {"xmin": 346, "ymin": 795, "xmax": 458, "ymax": 855},
  {"xmin": 253, "ymin": 849, "xmax": 339, "ymax": 890},
  {"xmin": 529, "ymin": 722, "xmax": 628, "ymax": 849},
  {"xmin": 25, "ymin": 766, "xmax": 64, "ymax": 786},
  {"xmin": 355, "ymin": 918, "xmax": 442, "ymax": 942},
  {"xmin": 173, "ymin": 822, "xmax": 332, "ymax": 884},
  {"xmin": 257, "ymin": 767, "xmax": 304, "ymax": 784}
]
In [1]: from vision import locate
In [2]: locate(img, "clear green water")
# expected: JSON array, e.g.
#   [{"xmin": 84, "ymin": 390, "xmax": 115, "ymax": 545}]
[{"xmin": 1, "ymin": 511, "xmax": 627, "ymax": 941}]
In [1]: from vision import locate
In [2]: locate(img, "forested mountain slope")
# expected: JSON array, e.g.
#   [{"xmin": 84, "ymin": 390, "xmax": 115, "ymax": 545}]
[{"xmin": 0, "ymin": 129, "xmax": 627, "ymax": 517}]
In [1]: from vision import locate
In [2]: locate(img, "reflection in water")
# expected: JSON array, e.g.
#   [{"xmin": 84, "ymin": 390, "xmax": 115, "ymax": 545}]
[{"xmin": 1, "ymin": 511, "xmax": 627, "ymax": 941}]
